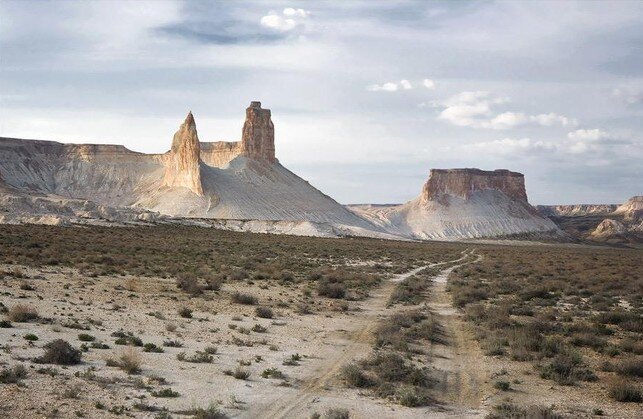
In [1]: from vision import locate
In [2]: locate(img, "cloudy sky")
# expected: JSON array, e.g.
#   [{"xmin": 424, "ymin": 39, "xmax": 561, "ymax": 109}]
[{"xmin": 1, "ymin": 0, "xmax": 641, "ymax": 204}]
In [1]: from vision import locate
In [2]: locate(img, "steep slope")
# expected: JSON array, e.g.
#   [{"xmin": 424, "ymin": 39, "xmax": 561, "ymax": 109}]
[{"xmin": 350, "ymin": 169, "xmax": 559, "ymax": 240}]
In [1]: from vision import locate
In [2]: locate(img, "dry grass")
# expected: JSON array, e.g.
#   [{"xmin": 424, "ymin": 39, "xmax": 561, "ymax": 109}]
[{"xmin": 6, "ymin": 304, "xmax": 39, "ymax": 322}]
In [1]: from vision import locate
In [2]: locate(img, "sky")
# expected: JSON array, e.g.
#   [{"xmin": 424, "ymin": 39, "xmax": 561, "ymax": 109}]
[{"xmin": 0, "ymin": 0, "xmax": 641, "ymax": 205}]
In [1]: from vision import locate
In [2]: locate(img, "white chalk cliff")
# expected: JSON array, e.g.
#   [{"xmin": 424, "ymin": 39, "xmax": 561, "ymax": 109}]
[
  {"xmin": 0, "ymin": 102, "xmax": 560, "ymax": 240},
  {"xmin": 349, "ymin": 169, "xmax": 559, "ymax": 240}
]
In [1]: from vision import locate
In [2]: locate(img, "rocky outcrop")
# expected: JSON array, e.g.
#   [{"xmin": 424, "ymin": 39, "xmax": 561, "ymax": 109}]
[
  {"xmin": 162, "ymin": 112, "xmax": 203, "ymax": 196},
  {"xmin": 536, "ymin": 204, "xmax": 618, "ymax": 217},
  {"xmin": 351, "ymin": 167, "xmax": 559, "ymax": 240},
  {"xmin": 591, "ymin": 218, "xmax": 627, "ymax": 238},
  {"xmin": 422, "ymin": 169, "xmax": 528, "ymax": 203},
  {"xmin": 241, "ymin": 101, "xmax": 276, "ymax": 162},
  {"xmin": 613, "ymin": 196, "xmax": 642, "ymax": 221}
]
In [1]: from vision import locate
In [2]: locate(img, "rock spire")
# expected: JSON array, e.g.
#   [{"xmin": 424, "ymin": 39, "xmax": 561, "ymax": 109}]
[
  {"xmin": 162, "ymin": 111, "xmax": 203, "ymax": 196},
  {"xmin": 241, "ymin": 101, "xmax": 276, "ymax": 162}
]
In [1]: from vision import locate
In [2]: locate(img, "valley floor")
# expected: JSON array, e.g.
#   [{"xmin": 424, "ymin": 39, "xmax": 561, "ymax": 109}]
[{"xmin": 0, "ymin": 225, "xmax": 640, "ymax": 418}]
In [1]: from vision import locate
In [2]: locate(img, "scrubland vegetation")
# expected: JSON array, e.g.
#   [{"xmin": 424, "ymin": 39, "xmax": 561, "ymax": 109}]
[
  {"xmin": 1, "ymin": 224, "xmax": 641, "ymax": 417},
  {"xmin": 449, "ymin": 245, "xmax": 642, "ymax": 404}
]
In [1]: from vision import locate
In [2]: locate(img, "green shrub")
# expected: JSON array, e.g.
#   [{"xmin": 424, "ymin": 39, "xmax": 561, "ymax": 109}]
[
  {"xmin": 78, "ymin": 333, "xmax": 95, "ymax": 342},
  {"xmin": 152, "ymin": 388, "xmax": 180, "ymax": 398}
]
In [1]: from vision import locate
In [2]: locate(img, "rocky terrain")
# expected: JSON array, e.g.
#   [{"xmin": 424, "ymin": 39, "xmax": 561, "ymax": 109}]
[
  {"xmin": 536, "ymin": 196, "xmax": 642, "ymax": 245},
  {"xmin": 536, "ymin": 204, "xmax": 619, "ymax": 217},
  {"xmin": 349, "ymin": 169, "xmax": 559, "ymax": 240}
]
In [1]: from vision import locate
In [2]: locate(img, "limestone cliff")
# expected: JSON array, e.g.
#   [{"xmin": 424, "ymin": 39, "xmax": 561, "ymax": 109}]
[
  {"xmin": 422, "ymin": 168, "xmax": 528, "ymax": 203},
  {"xmin": 241, "ymin": 101, "xmax": 275, "ymax": 162},
  {"xmin": 162, "ymin": 112, "xmax": 203, "ymax": 196}
]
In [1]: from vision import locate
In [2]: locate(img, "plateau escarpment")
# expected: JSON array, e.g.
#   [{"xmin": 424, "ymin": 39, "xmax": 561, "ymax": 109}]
[
  {"xmin": 422, "ymin": 169, "xmax": 528, "ymax": 203},
  {"xmin": 351, "ymin": 168, "xmax": 559, "ymax": 240}
]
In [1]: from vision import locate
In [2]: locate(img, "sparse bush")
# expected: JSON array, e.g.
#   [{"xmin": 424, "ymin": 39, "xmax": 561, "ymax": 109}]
[
  {"xmin": 493, "ymin": 380, "xmax": 510, "ymax": 391},
  {"xmin": 178, "ymin": 307, "xmax": 193, "ymax": 318},
  {"xmin": 0, "ymin": 364, "xmax": 28, "ymax": 384},
  {"xmin": 323, "ymin": 408, "xmax": 350, "ymax": 419},
  {"xmin": 616, "ymin": 357, "xmax": 643, "ymax": 378},
  {"xmin": 224, "ymin": 366, "xmax": 250, "ymax": 380},
  {"xmin": 191, "ymin": 404, "xmax": 228, "ymax": 419},
  {"xmin": 78, "ymin": 333, "xmax": 95, "ymax": 342},
  {"xmin": 608, "ymin": 380, "xmax": 642, "ymax": 402},
  {"xmin": 163, "ymin": 339, "xmax": 183, "ymax": 348},
  {"xmin": 231, "ymin": 292, "xmax": 257, "ymax": 305},
  {"xmin": 36, "ymin": 340, "xmax": 82, "ymax": 365},
  {"xmin": 0, "ymin": 320, "xmax": 12, "ymax": 328},
  {"xmin": 251, "ymin": 324, "xmax": 267, "ymax": 333},
  {"xmin": 62, "ymin": 383, "xmax": 83, "ymax": 399},
  {"xmin": 317, "ymin": 280, "xmax": 346, "ymax": 299},
  {"xmin": 23, "ymin": 333, "xmax": 39, "ymax": 341},
  {"xmin": 487, "ymin": 402, "xmax": 561, "ymax": 419},
  {"xmin": 538, "ymin": 353, "xmax": 597, "ymax": 385},
  {"xmin": 108, "ymin": 348, "xmax": 142, "ymax": 374},
  {"xmin": 143, "ymin": 343, "xmax": 164, "ymax": 353},
  {"xmin": 261, "ymin": 367, "xmax": 285, "ymax": 379},
  {"xmin": 7, "ymin": 304, "xmax": 39, "ymax": 322},
  {"xmin": 176, "ymin": 273, "xmax": 202, "ymax": 296},
  {"xmin": 341, "ymin": 363, "xmax": 371, "ymax": 388},
  {"xmin": 177, "ymin": 351, "xmax": 213, "ymax": 363},
  {"xmin": 152, "ymin": 388, "xmax": 180, "ymax": 398},
  {"xmin": 255, "ymin": 306, "xmax": 273, "ymax": 319}
]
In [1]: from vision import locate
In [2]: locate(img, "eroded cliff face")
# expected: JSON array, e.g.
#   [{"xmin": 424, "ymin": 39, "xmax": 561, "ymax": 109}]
[
  {"xmin": 421, "ymin": 168, "xmax": 528, "ymax": 203},
  {"xmin": 241, "ymin": 101, "xmax": 275, "ymax": 162},
  {"xmin": 536, "ymin": 204, "xmax": 618, "ymax": 217},
  {"xmin": 162, "ymin": 112, "xmax": 203, "ymax": 196},
  {"xmin": 614, "ymin": 196, "xmax": 643, "ymax": 221},
  {"xmin": 200, "ymin": 141, "xmax": 243, "ymax": 168}
]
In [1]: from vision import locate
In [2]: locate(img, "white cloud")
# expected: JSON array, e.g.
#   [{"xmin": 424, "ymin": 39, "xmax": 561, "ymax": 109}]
[
  {"xmin": 567, "ymin": 128, "xmax": 608, "ymax": 141},
  {"xmin": 531, "ymin": 113, "xmax": 577, "ymax": 127},
  {"xmin": 422, "ymin": 79, "xmax": 435, "ymax": 89},
  {"xmin": 439, "ymin": 91, "xmax": 577, "ymax": 130},
  {"xmin": 439, "ymin": 91, "xmax": 501, "ymax": 127},
  {"xmin": 367, "ymin": 82, "xmax": 399, "ymax": 92},
  {"xmin": 260, "ymin": 8, "xmax": 310, "ymax": 32},
  {"xmin": 468, "ymin": 137, "xmax": 555, "ymax": 154},
  {"xmin": 467, "ymin": 127, "xmax": 631, "ymax": 159},
  {"xmin": 400, "ymin": 79, "xmax": 412, "ymax": 90},
  {"xmin": 283, "ymin": 8, "xmax": 309, "ymax": 18}
]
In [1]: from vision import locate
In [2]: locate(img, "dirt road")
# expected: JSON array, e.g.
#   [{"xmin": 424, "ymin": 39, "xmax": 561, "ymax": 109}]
[{"xmin": 254, "ymin": 251, "xmax": 483, "ymax": 419}]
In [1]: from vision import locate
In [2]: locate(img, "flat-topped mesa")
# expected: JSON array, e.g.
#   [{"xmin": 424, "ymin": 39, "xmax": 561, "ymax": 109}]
[
  {"xmin": 162, "ymin": 112, "xmax": 203, "ymax": 196},
  {"xmin": 241, "ymin": 101, "xmax": 276, "ymax": 163},
  {"xmin": 421, "ymin": 168, "xmax": 528, "ymax": 202}
]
